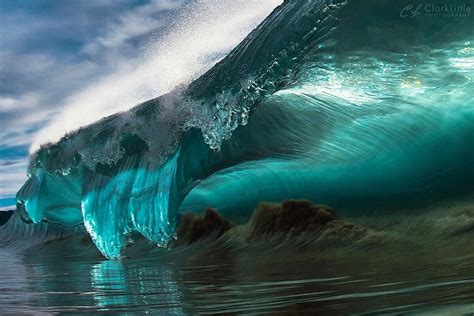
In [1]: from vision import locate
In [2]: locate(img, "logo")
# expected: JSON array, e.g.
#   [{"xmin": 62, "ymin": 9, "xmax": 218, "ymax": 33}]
[
  {"xmin": 400, "ymin": 3, "xmax": 423, "ymax": 18},
  {"xmin": 400, "ymin": 3, "xmax": 471, "ymax": 18}
]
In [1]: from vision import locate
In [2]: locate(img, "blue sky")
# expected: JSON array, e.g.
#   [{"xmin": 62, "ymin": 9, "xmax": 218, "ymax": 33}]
[{"xmin": 0, "ymin": 0, "xmax": 280, "ymax": 209}]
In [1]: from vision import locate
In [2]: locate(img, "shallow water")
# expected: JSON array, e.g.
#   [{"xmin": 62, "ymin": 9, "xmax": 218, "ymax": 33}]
[
  {"xmin": 2, "ymin": 207, "xmax": 474, "ymax": 314},
  {"xmin": 1, "ymin": 247, "xmax": 474, "ymax": 314}
]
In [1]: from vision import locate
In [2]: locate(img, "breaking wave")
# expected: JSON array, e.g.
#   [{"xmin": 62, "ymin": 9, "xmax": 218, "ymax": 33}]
[{"xmin": 8, "ymin": 0, "xmax": 474, "ymax": 258}]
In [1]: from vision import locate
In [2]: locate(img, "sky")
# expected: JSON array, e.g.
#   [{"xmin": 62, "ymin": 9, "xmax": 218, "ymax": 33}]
[{"xmin": 0, "ymin": 0, "xmax": 281, "ymax": 210}]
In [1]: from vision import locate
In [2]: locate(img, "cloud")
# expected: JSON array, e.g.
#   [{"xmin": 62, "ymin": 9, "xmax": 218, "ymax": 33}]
[
  {"xmin": 0, "ymin": 157, "xmax": 28, "ymax": 198},
  {"xmin": 82, "ymin": 0, "xmax": 184, "ymax": 55}
]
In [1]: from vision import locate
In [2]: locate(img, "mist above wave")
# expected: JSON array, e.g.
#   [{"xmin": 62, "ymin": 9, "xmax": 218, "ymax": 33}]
[{"xmin": 30, "ymin": 0, "xmax": 282, "ymax": 153}]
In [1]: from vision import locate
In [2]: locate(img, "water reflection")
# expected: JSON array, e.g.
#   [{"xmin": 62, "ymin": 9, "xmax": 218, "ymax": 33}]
[
  {"xmin": 91, "ymin": 261, "xmax": 130, "ymax": 310},
  {"xmin": 90, "ymin": 259, "xmax": 186, "ymax": 314},
  {"xmin": 1, "ymin": 232, "xmax": 474, "ymax": 314}
]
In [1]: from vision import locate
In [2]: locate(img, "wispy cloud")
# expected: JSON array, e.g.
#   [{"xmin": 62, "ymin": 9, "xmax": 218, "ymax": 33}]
[
  {"xmin": 83, "ymin": 0, "xmax": 184, "ymax": 55},
  {"xmin": 0, "ymin": 157, "xmax": 28, "ymax": 197}
]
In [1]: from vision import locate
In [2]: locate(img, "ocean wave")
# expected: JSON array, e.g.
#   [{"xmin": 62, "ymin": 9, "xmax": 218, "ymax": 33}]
[{"xmin": 11, "ymin": 0, "xmax": 474, "ymax": 258}]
